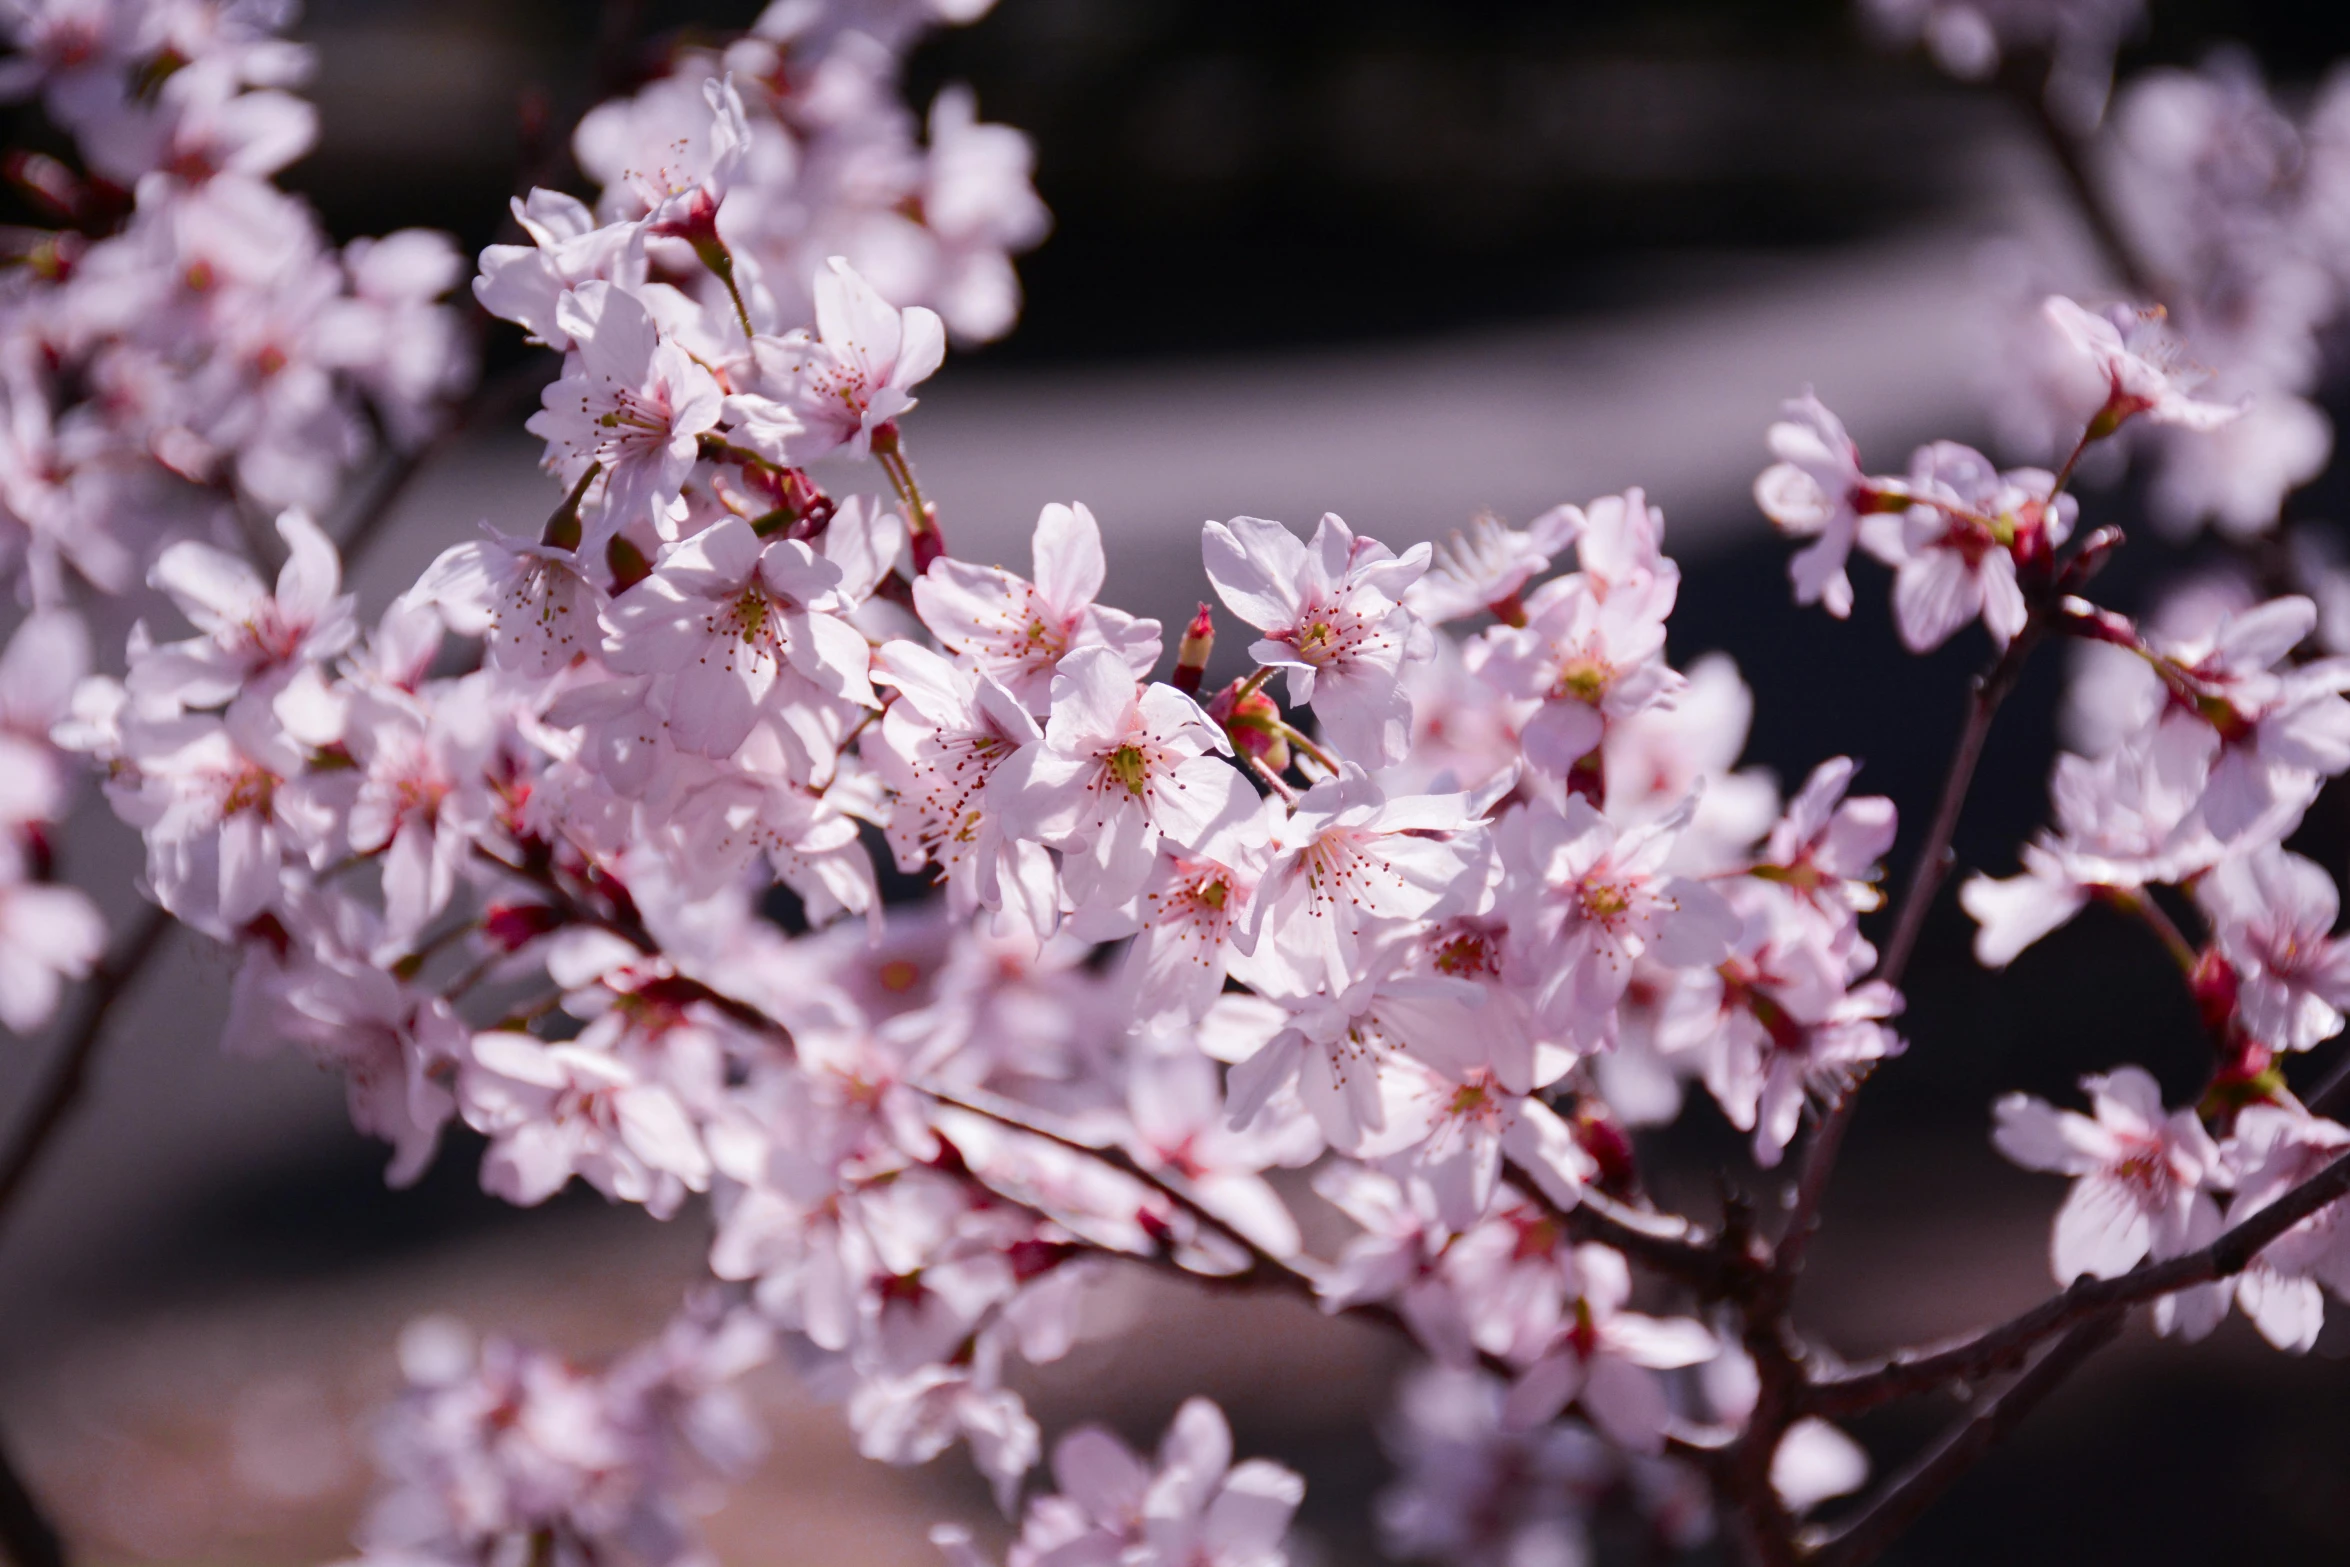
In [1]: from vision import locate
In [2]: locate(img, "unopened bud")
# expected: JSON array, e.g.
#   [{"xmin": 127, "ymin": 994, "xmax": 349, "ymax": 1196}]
[
  {"xmin": 1211, "ymin": 680, "xmax": 1289, "ymax": 772},
  {"xmin": 484, "ymin": 902, "xmax": 565, "ymax": 951},
  {"xmin": 1172, "ymin": 603, "xmax": 1215, "ymax": 694},
  {"xmin": 1571, "ymin": 1097, "xmax": 1640, "ymax": 1197},
  {"xmin": 2190, "ymin": 945, "xmax": 2241, "ymax": 1042},
  {"xmin": 542, "ymin": 461, "xmax": 599, "ymax": 551},
  {"xmin": 606, "ymin": 531, "xmax": 652, "ymax": 592},
  {"xmin": 909, "ymin": 504, "xmax": 947, "ymax": 574}
]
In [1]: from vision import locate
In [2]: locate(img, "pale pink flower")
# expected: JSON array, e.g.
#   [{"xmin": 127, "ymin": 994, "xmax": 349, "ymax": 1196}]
[
  {"xmin": 2196, "ymin": 846, "xmax": 2350, "ymax": 1052},
  {"xmin": 2221, "ymin": 1106, "xmax": 2350, "ymax": 1352},
  {"xmin": 526, "ymin": 281, "xmax": 723, "ymax": 541},
  {"xmin": 1867, "ymin": 442, "xmax": 2069, "ymax": 653},
  {"xmin": 1239, "ymin": 769, "xmax": 1487, "ymax": 997},
  {"xmin": 460, "ymin": 1029, "xmax": 713, "ymax": 1218},
  {"xmin": 746, "ymin": 255, "xmax": 946, "ymax": 461},
  {"xmin": 1993, "ymin": 1066, "xmax": 2224, "ymax": 1282},
  {"xmin": 1224, "ymin": 958, "xmax": 1481, "ymax": 1155},
  {"xmin": 601, "ymin": 516, "xmax": 875, "ymax": 761},
  {"xmin": 133, "ymin": 507, "xmax": 355, "ymax": 712},
  {"xmin": 1125, "ymin": 1043, "xmax": 1317, "ymax": 1258},
  {"xmin": 997, "ymin": 649, "xmax": 1254, "ymax": 915},
  {"xmin": 1202, "ymin": 512, "xmax": 1433, "ymax": 768},
  {"xmin": 2044, "ymin": 295, "xmax": 2247, "ymax": 431},
  {"xmin": 2151, "ymin": 595, "xmax": 2350, "ymax": 840},
  {"xmin": 1123, "ymin": 808, "xmax": 1275, "ymax": 1023},
  {"xmin": 912, "ymin": 501, "xmax": 1162, "ymax": 712},
  {"xmin": 474, "ymin": 189, "xmax": 647, "ymax": 351},
  {"xmin": 0, "ymin": 843, "xmax": 103, "ymax": 1034},
  {"xmin": 1406, "ymin": 505, "xmax": 1581, "ymax": 625},
  {"xmin": 411, "ymin": 527, "xmax": 605, "ymax": 678},
  {"xmin": 1754, "ymin": 392, "xmax": 1900, "ymax": 619},
  {"xmin": 867, "ymin": 639, "xmax": 1058, "ymax": 934},
  {"xmin": 935, "ymin": 1398, "xmax": 1304, "ymax": 1567},
  {"xmin": 1960, "ymin": 741, "xmax": 2216, "ymax": 967},
  {"xmin": 1502, "ymin": 1245, "xmax": 1717, "ymax": 1455},
  {"xmin": 0, "ymin": 608, "xmax": 89, "ymax": 828},
  {"xmin": 1498, "ymin": 796, "xmax": 1738, "ymax": 1045},
  {"xmin": 1472, "ymin": 571, "xmax": 1681, "ymax": 774}
]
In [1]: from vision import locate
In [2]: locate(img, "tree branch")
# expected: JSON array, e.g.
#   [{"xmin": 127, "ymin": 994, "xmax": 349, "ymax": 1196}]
[
  {"xmin": 0, "ymin": 1419, "xmax": 62, "ymax": 1567},
  {"xmin": 1774, "ymin": 600, "xmax": 2059, "ymax": 1289},
  {"xmin": 1803, "ymin": 1308, "xmax": 2124, "ymax": 1567},
  {"xmin": 0, "ymin": 908, "xmax": 171, "ymax": 1237},
  {"xmin": 1802, "ymin": 1146, "xmax": 2350, "ymax": 1418}
]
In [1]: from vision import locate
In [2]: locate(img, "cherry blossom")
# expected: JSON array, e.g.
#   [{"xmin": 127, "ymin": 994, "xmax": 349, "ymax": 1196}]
[
  {"xmin": 1202, "ymin": 512, "xmax": 1434, "ymax": 767},
  {"xmin": 0, "ymin": 841, "xmax": 104, "ymax": 1034},
  {"xmin": 1473, "ymin": 567, "xmax": 1682, "ymax": 775},
  {"xmin": 867, "ymin": 639, "xmax": 1058, "ymax": 933},
  {"xmin": 1503, "ymin": 1245, "xmax": 1716, "ymax": 1455},
  {"xmin": 913, "ymin": 500, "xmax": 1162, "ymax": 712},
  {"xmin": 1866, "ymin": 441, "xmax": 2070, "ymax": 653},
  {"xmin": 526, "ymin": 282, "xmax": 725, "ymax": 541},
  {"xmin": 933, "ymin": 1398, "xmax": 1304, "ymax": 1567},
  {"xmin": 2044, "ymin": 295, "xmax": 2249, "ymax": 433},
  {"xmin": 1754, "ymin": 392, "xmax": 1901, "ymax": 619},
  {"xmin": 746, "ymin": 255, "xmax": 946, "ymax": 461},
  {"xmin": 1498, "ymin": 795, "xmax": 1737, "ymax": 1045},
  {"xmin": 132, "ymin": 507, "xmax": 356, "ymax": 714},
  {"xmin": 998, "ymin": 646, "xmax": 1254, "ymax": 914},
  {"xmin": 1406, "ymin": 504, "xmax": 1582, "ymax": 625},
  {"xmin": 2196, "ymin": 845, "xmax": 2350, "ymax": 1052},
  {"xmin": 1993, "ymin": 1067, "xmax": 2225, "ymax": 1283},
  {"xmin": 1239, "ymin": 769, "xmax": 1487, "ymax": 997},
  {"xmin": 601, "ymin": 515, "xmax": 876, "ymax": 761}
]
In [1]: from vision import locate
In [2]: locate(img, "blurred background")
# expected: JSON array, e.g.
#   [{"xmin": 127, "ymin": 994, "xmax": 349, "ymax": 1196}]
[{"xmin": 11, "ymin": 1, "xmax": 2350, "ymax": 1562}]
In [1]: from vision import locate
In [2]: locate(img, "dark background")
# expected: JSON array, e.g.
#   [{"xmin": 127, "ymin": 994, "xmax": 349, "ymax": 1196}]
[{"xmin": 20, "ymin": 1, "xmax": 2350, "ymax": 1561}]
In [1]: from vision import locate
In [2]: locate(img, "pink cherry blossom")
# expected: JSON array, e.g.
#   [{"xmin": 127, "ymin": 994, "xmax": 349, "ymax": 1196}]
[
  {"xmin": 1406, "ymin": 504, "xmax": 1582, "ymax": 625},
  {"xmin": 2196, "ymin": 845, "xmax": 2350, "ymax": 1051},
  {"xmin": 1239, "ymin": 769, "xmax": 1487, "ymax": 997},
  {"xmin": 1498, "ymin": 796, "xmax": 1738, "ymax": 1045},
  {"xmin": 867, "ymin": 639, "xmax": 1058, "ymax": 934},
  {"xmin": 526, "ymin": 281, "xmax": 724, "ymax": 541},
  {"xmin": 1202, "ymin": 512, "xmax": 1433, "ymax": 767},
  {"xmin": 1473, "ymin": 570, "xmax": 1682, "ymax": 775},
  {"xmin": 998, "ymin": 647, "xmax": 1255, "ymax": 915},
  {"xmin": 746, "ymin": 255, "xmax": 946, "ymax": 461},
  {"xmin": 913, "ymin": 500, "xmax": 1162, "ymax": 712},
  {"xmin": 602, "ymin": 515, "xmax": 875, "ymax": 761},
  {"xmin": 1993, "ymin": 1066, "xmax": 2225, "ymax": 1282},
  {"xmin": 1502, "ymin": 1245, "xmax": 1717, "ymax": 1455},
  {"xmin": 2044, "ymin": 295, "xmax": 2248, "ymax": 432},
  {"xmin": 1754, "ymin": 392, "xmax": 1902, "ymax": 619}
]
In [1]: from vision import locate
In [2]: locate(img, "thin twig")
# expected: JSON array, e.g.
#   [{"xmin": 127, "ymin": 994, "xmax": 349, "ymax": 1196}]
[
  {"xmin": 1775, "ymin": 601, "xmax": 2058, "ymax": 1286},
  {"xmin": 333, "ymin": 354, "xmax": 553, "ymax": 566},
  {"xmin": 0, "ymin": 907, "xmax": 171, "ymax": 1234},
  {"xmin": 2007, "ymin": 69, "xmax": 2161, "ymax": 303},
  {"xmin": 1803, "ymin": 1145, "xmax": 2350, "ymax": 1417},
  {"xmin": 1804, "ymin": 1309, "xmax": 2124, "ymax": 1567},
  {"xmin": 0, "ymin": 1418, "xmax": 63, "ymax": 1567}
]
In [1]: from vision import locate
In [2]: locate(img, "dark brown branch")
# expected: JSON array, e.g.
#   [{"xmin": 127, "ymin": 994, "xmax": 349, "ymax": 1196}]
[
  {"xmin": 333, "ymin": 354, "xmax": 553, "ymax": 567},
  {"xmin": 1803, "ymin": 1146, "xmax": 2350, "ymax": 1418},
  {"xmin": 1775, "ymin": 599, "xmax": 2060, "ymax": 1290},
  {"xmin": 0, "ymin": 907, "xmax": 170, "ymax": 1232},
  {"xmin": 2006, "ymin": 70, "xmax": 2162, "ymax": 304},
  {"xmin": 0, "ymin": 1419, "xmax": 63, "ymax": 1567},
  {"xmin": 1804, "ymin": 1309, "xmax": 2124, "ymax": 1567}
]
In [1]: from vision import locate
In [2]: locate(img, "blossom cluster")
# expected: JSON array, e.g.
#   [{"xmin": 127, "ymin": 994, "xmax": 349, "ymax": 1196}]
[
  {"xmin": 49, "ymin": 45, "xmax": 1936, "ymax": 1552},
  {"xmin": 347, "ymin": 1298, "xmax": 770, "ymax": 1567},
  {"xmin": 553, "ymin": 0, "xmax": 1048, "ymax": 346},
  {"xmin": 0, "ymin": 0, "xmax": 471, "ymax": 605},
  {"xmin": 17, "ymin": 2, "xmax": 2350, "ymax": 1564}
]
